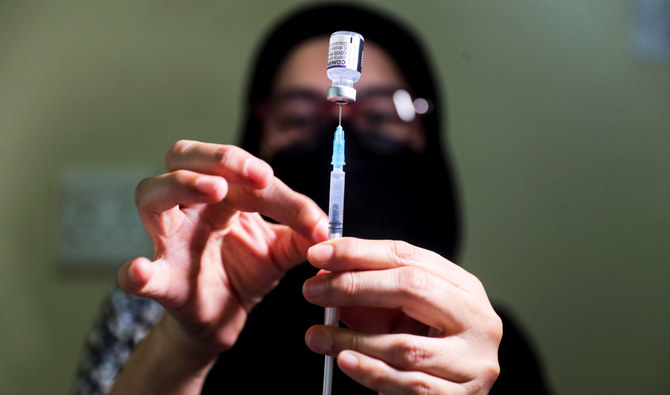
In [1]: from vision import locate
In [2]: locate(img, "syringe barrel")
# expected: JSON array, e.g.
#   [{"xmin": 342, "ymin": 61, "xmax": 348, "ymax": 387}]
[{"xmin": 328, "ymin": 169, "xmax": 345, "ymax": 240}]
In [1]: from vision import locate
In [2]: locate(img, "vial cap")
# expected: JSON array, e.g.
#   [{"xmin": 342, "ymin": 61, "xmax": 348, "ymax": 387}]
[{"xmin": 327, "ymin": 86, "xmax": 356, "ymax": 104}]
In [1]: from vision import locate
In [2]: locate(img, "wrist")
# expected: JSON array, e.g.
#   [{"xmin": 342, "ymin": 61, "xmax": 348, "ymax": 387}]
[
  {"xmin": 157, "ymin": 315, "xmax": 223, "ymax": 365},
  {"xmin": 109, "ymin": 317, "xmax": 218, "ymax": 395}
]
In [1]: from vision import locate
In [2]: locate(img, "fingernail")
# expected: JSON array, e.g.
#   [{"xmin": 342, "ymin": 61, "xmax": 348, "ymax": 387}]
[
  {"xmin": 195, "ymin": 177, "xmax": 223, "ymax": 195},
  {"xmin": 312, "ymin": 218, "xmax": 329, "ymax": 241},
  {"xmin": 306, "ymin": 328, "xmax": 332, "ymax": 354},
  {"xmin": 246, "ymin": 158, "xmax": 272, "ymax": 184},
  {"xmin": 338, "ymin": 351, "xmax": 359, "ymax": 369},
  {"xmin": 308, "ymin": 244, "xmax": 333, "ymax": 262},
  {"xmin": 304, "ymin": 277, "xmax": 328, "ymax": 298}
]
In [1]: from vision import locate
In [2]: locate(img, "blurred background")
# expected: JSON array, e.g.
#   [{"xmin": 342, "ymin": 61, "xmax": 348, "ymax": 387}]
[{"xmin": 1, "ymin": 0, "xmax": 669, "ymax": 393}]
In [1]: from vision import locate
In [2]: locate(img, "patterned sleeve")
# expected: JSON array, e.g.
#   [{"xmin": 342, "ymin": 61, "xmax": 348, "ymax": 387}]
[{"xmin": 72, "ymin": 287, "xmax": 164, "ymax": 395}]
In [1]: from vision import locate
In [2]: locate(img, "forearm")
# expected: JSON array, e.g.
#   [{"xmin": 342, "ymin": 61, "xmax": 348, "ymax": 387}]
[{"xmin": 109, "ymin": 317, "xmax": 217, "ymax": 395}]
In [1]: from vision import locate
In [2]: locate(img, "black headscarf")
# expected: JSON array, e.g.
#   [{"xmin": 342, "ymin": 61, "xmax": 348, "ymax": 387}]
[
  {"xmin": 205, "ymin": 4, "xmax": 460, "ymax": 393},
  {"xmin": 239, "ymin": 3, "xmax": 460, "ymax": 260}
]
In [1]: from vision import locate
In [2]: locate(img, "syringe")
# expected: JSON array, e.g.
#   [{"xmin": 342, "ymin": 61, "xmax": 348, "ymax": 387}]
[
  {"xmin": 323, "ymin": 30, "xmax": 363, "ymax": 395},
  {"xmin": 323, "ymin": 108, "xmax": 345, "ymax": 395}
]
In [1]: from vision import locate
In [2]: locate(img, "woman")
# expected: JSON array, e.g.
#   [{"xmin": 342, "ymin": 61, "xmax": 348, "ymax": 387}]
[{"xmin": 75, "ymin": 4, "xmax": 549, "ymax": 394}]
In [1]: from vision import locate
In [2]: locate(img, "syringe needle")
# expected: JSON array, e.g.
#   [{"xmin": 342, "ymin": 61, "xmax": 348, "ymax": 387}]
[{"xmin": 338, "ymin": 103, "xmax": 342, "ymax": 127}]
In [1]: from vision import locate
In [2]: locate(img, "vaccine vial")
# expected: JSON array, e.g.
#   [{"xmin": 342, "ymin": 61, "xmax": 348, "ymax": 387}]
[{"xmin": 326, "ymin": 31, "xmax": 364, "ymax": 104}]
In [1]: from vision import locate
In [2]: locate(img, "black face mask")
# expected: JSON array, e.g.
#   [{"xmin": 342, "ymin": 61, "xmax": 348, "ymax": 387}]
[{"xmin": 269, "ymin": 122, "xmax": 457, "ymax": 259}]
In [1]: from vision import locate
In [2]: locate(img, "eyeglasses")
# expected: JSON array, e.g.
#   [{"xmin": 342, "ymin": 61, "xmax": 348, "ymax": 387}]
[{"xmin": 254, "ymin": 87, "xmax": 431, "ymax": 156}]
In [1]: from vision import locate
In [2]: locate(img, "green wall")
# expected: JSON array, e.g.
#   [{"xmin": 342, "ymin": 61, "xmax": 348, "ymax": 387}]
[{"xmin": 1, "ymin": 1, "xmax": 668, "ymax": 393}]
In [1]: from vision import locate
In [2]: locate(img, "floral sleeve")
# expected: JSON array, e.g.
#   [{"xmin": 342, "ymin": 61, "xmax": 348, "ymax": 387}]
[{"xmin": 72, "ymin": 287, "xmax": 163, "ymax": 394}]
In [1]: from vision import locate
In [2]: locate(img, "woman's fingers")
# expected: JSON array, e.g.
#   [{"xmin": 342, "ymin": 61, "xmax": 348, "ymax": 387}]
[
  {"xmin": 223, "ymin": 178, "xmax": 328, "ymax": 242},
  {"xmin": 165, "ymin": 140, "xmax": 273, "ymax": 189},
  {"xmin": 336, "ymin": 350, "xmax": 466, "ymax": 395},
  {"xmin": 163, "ymin": 140, "xmax": 327, "ymax": 240},
  {"xmin": 263, "ymin": 222, "xmax": 328, "ymax": 272},
  {"xmin": 307, "ymin": 238, "xmax": 480, "ymax": 290},
  {"xmin": 304, "ymin": 237, "xmax": 496, "ymax": 331},
  {"xmin": 118, "ymin": 257, "xmax": 170, "ymax": 303},
  {"xmin": 303, "ymin": 266, "xmax": 469, "ymax": 332},
  {"xmin": 135, "ymin": 170, "xmax": 229, "ymax": 235},
  {"xmin": 136, "ymin": 171, "xmax": 228, "ymax": 214},
  {"xmin": 136, "ymin": 164, "xmax": 326, "ymax": 244},
  {"xmin": 303, "ymin": 236, "xmax": 502, "ymax": 393},
  {"xmin": 306, "ymin": 326, "xmax": 498, "ymax": 385}
]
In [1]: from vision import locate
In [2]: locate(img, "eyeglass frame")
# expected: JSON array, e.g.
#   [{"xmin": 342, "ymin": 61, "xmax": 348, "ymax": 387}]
[{"xmin": 252, "ymin": 86, "xmax": 432, "ymax": 157}]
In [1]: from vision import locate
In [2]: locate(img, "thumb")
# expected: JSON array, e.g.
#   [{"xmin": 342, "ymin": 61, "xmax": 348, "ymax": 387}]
[{"xmin": 118, "ymin": 257, "xmax": 170, "ymax": 303}]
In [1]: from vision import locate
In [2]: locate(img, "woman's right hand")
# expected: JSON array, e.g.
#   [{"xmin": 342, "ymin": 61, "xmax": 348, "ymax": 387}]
[{"xmin": 117, "ymin": 140, "xmax": 328, "ymax": 359}]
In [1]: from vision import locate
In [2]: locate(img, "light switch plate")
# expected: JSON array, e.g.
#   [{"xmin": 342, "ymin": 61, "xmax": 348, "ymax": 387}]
[{"xmin": 56, "ymin": 166, "xmax": 153, "ymax": 269}]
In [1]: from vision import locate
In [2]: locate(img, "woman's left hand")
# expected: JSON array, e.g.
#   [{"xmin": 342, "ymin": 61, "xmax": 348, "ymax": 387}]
[{"xmin": 303, "ymin": 237, "xmax": 502, "ymax": 394}]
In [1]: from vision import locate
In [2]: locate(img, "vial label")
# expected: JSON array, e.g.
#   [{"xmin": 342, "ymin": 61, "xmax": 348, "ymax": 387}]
[{"xmin": 327, "ymin": 34, "xmax": 363, "ymax": 72}]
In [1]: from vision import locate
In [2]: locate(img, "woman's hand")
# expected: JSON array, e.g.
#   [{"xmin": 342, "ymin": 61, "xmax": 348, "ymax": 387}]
[
  {"xmin": 118, "ymin": 140, "xmax": 328, "ymax": 358},
  {"xmin": 303, "ymin": 238, "xmax": 501, "ymax": 394}
]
